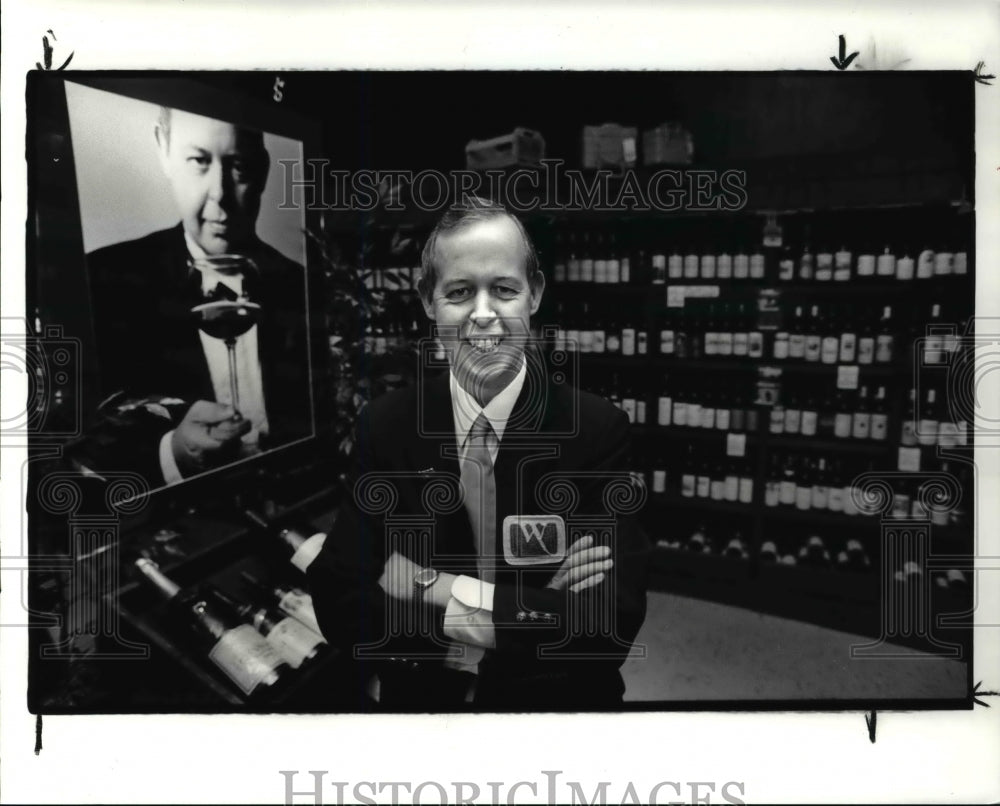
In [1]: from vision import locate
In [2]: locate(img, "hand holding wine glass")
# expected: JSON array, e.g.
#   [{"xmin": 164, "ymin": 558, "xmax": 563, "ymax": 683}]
[{"xmin": 170, "ymin": 400, "xmax": 252, "ymax": 477}]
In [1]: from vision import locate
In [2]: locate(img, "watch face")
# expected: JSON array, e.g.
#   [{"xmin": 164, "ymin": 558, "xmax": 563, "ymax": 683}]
[{"xmin": 414, "ymin": 568, "xmax": 438, "ymax": 588}]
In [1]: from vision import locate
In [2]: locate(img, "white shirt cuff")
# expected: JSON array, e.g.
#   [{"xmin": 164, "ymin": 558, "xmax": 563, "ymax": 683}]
[
  {"xmin": 159, "ymin": 430, "xmax": 184, "ymax": 485},
  {"xmin": 442, "ymin": 575, "xmax": 496, "ymax": 650}
]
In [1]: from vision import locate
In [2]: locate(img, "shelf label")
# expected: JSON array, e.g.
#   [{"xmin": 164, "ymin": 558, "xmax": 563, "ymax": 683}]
[
  {"xmin": 897, "ymin": 446, "xmax": 921, "ymax": 472},
  {"xmin": 836, "ymin": 365, "xmax": 860, "ymax": 390},
  {"xmin": 726, "ymin": 433, "xmax": 747, "ymax": 457}
]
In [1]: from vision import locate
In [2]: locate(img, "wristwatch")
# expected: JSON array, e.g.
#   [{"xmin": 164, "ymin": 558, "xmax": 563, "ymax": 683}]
[{"xmin": 413, "ymin": 567, "xmax": 439, "ymax": 611}]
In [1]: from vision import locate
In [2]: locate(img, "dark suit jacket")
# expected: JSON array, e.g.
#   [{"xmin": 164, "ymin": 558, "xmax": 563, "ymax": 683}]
[
  {"xmin": 83, "ymin": 224, "xmax": 313, "ymax": 484},
  {"xmin": 308, "ymin": 352, "xmax": 651, "ymax": 710}
]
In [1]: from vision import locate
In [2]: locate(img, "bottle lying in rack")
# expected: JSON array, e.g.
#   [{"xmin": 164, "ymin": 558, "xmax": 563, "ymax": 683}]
[
  {"xmin": 241, "ymin": 572, "xmax": 325, "ymax": 636},
  {"xmin": 242, "ymin": 509, "xmax": 327, "ymax": 574},
  {"xmin": 216, "ymin": 587, "xmax": 327, "ymax": 670},
  {"xmin": 134, "ymin": 558, "xmax": 290, "ymax": 699}
]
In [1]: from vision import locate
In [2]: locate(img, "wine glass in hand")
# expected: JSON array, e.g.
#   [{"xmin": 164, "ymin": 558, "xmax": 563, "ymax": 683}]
[{"xmin": 189, "ymin": 255, "xmax": 261, "ymax": 422}]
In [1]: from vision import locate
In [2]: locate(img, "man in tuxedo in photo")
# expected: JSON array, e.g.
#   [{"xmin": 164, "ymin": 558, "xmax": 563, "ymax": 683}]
[
  {"xmin": 308, "ymin": 197, "xmax": 650, "ymax": 709},
  {"xmin": 83, "ymin": 106, "xmax": 311, "ymax": 486}
]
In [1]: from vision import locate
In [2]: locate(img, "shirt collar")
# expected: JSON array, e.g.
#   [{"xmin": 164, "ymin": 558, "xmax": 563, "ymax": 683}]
[
  {"xmin": 185, "ymin": 232, "xmax": 244, "ymax": 296},
  {"xmin": 450, "ymin": 355, "xmax": 527, "ymax": 448}
]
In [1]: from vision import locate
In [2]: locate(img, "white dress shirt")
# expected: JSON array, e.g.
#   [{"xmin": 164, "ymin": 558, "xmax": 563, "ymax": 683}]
[
  {"xmin": 441, "ymin": 356, "xmax": 527, "ymax": 672},
  {"xmin": 158, "ymin": 235, "xmax": 270, "ymax": 483}
]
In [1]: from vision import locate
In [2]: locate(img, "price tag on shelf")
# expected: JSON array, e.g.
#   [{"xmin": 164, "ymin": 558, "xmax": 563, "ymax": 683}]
[
  {"xmin": 836, "ymin": 365, "xmax": 860, "ymax": 390},
  {"xmin": 726, "ymin": 433, "xmax": 747, "ymax": 457},
  {"xmin": 685, "ymin": 285, "xmax": 721, "ymax": 299},
  {"xmin": 897, "ymin": 446, "xmax": 921, "ymax": 472}
]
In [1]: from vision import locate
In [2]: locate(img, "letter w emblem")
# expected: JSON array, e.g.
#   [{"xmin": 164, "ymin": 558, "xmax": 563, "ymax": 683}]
[{"xmin": 502, "ymin": 515, "xmax": 566, "ymax": 565}]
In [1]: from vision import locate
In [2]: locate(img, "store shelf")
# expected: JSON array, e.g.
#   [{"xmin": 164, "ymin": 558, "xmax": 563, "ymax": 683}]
[
  {"xmin": 646, "ymin": 493, "xmax": 754, "ymax": 516},
  {"xmin": 764, "ymin": 434, "xmax": 891, "ymax": 454}
]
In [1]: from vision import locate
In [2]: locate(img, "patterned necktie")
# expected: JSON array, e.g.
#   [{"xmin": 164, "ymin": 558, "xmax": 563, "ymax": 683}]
[{"xmin": 461, "ymin": 413, "xmax": 497, "ymax": 584}]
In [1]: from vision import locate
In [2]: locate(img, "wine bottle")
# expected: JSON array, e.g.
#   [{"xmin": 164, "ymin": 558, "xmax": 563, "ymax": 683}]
[
  {"xmin": 900, "ymin": 387, "xmax": 918, "ymax": 446},
  {"xmin": 667, "ymin": 245, "xmax": 683, "ymax": 281},
  {"xmin": 800, "ymin": 394, "xmax": 818, "ymax": 437},
  {"xmin": 895, "ymin": 245, "xmax": 915, "ymax": 281},
  {"xmin": 764, "ymin": 454, "xmax": 781, "ymax": 507},
  {"xmin": 779, "ymin": 454, "xmax": 797, "ymax": 506},
  {"xmin": 856, "ymin": 309, "xmax": 875, "ymax": 365},
  {"xmin": 834, "ymin": 243, "xmax": 852, "ymax": 282},
  {"xmin": 870, "ymin": 386, "xmax": 888, "ymax": 441},
  {"xmin": 242, "ymin": 572, "xmax": 323, "ymax": 637},
  {"xmin": 243, "ymin": 509, "xmax": 327, "ymax": 575},
  {"xmin": 804, "ymin": 304, "xmax": 822, "ymax": 362},
  {"xmin": 564, "ymin": 232, "xmax": 579, "ymax": 283},
  {"xmin": 923, "ymin": 303, "xmax": 945, "ymax": 364},
  {"xmin": 811, "ymin": 457, "xmax": 829, "ymax": 510},
  {"xmin": 580, "ymin": 233, "xmax": 594, "ymax": 283},
  {"xmin": 876, "ymin": 245, "xmax": 896, "ymax": 278},
  {"xmin": 135, "ymin": 559, "xmax": 288, "ymax": 697},
  {"xmin": 875, "ymin": 305, "xmax": 895, "ymax": 364},
  {"xmin": 851, "ymin": 385, "xmax": 871, "ymax": 440},
  {"xmin": 218, "ymin": 589, "xmax": 326, "ymax": 670},
  {"xmin": 680, "ymin": 444, "xmax": 696, "ymax": 498},
  {"xmin": 593, "ymin": 233, "xmax": 608, "ymax": 284},
  {"xmin": 652, "ymin": 453, "xmax": 667, "ymax": 494},
  {"xmin": 916, "ymin": 244, "xmax": 934, "ymax": 280},
  {"xmin": 552, "ymin": 232, "xmax": 567, "ymax": 284},
  {"xmin": 607, "ymin": 234, "xmax": 621, "ymax": 284},
  {"xmin": 795, "ymin": 458, "xmax": 813, "ymax": 511},
  {"xmin": 917, "ymin": 388, "xmax": 939, "ymax": 447}
]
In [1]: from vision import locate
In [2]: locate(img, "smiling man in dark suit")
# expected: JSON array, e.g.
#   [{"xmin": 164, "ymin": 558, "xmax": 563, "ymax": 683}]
[
  {"xmin": 83, "ymin": 106, "xmax": 311, "ymax": 486},
  {"xmin": 308, "ymin": 197, "xmax": 650, "ymax": 710}
]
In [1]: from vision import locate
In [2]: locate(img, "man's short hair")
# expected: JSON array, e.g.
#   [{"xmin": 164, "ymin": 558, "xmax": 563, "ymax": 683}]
[
  {"xmin": 417, "ymin": 196, "xmax": 542, "ymax": 300},
  {"xmin": 156, "ymin": 105, "xmax": 265, "ymax": 155}
]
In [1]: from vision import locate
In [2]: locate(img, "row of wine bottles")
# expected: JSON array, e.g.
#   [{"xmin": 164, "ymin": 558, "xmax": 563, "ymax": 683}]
[
  {"xmin": 554, "ymin": 301, "xmax": 967, "ymax": 368},
  {"xmin": 549, "ymin": 229, "xmax": 969, "ymax": 285}
]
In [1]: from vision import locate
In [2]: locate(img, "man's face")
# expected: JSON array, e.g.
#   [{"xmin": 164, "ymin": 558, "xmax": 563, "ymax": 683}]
[
  {"xmin": 156, "ymin": 110, "xmax": 268, "ymax": 256},
  {"xmin": 421, "ymin": 216, "xmax": 544, "ymax": 405}
]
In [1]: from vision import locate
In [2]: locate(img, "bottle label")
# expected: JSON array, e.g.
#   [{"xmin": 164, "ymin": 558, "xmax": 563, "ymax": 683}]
[
  {"xmin": 668, "ymin": 255, "xmax": 683, "ymax": 279},
  {"xmin": 620, "ymin": 258, "xmax": 631, "ymax": 283},
  {"xmin": 681, "ymin": 473, "xmax": 696, "ymax": 497},
  {"xmin": 701, "ymin": 255, "xmax": 717, "ymax": 279},
  {"xmin": 579, "ymin": 331, "xmax": 594, "ymax": 353},
  {"xmin": 704, "ymin": 332, "xmax": 719, "ymax": 355},
  {"xmin": 716, "ymin": 408, "xmax": 731, "ymax": 431},
  {"xmin": 821, "ymin": 337, "xmax": 839, "ymax": 364},
  {"xmin": 717, "ymin": 255, "xmax": 733, "ymax": 278},
  {"xmin": 738, "ymin": 477, "xmax": 753, "ymax": 504},
  {"xmin": 871, "ymin": 414, "xmax": 888, "ymax": 441},
  {"xmin": 876, "ymin": 253, "xmax": 896, "ymax": 276},
  {"xmin": 594, "ymin": 259, "xmax": 607, "ymax": 284},
  {"xmin": 565, "ymin": 329, "xmax": 579, "ymax": 351},
  {"xmin": 567, "ymin": 259, "xmax": 581, "ymax": 282},
  {"xmin": 875, "ymin": 335, "xmax": 894, "ymax": 363},
  {"xmin": 684, "ymin": 255, "xmax": 699, "ymax": 278},
  {"xmin": 657, "ymin": 396, "xmax": 672, "ymax": 426},
  {"xmin": 769, "ymin": 408, "xmax": 785, "ymax": 434},
  {"xmin": 789, "ymin": 335, "xmax": 805, "ymax": 359},
  {"xmin": 710, "ymin": 479, "xmax": 725, "ymax": 500},
  {"xmin": 779, "ymin": 480, "xmax": 796, "ymax": 505},
  {"xmin": 917, "ymin": 250, "xmax": 935, "ymax": 279},
  {"xmin": 278, "ymin": 591, "xmax": 322, "ymax": 635},
  {"xmin": 857, "ymin": 255, "xmax": 875, "ymax": 276},
  {"xmin": 607, "ymin": 259, "xmax": 620, "ymax": 284},
  {"xmin": 773, "ymin": 335, "xmax": 789, "ymax": 359},
  {"xmin": 724, "ymin": 476, "xmax": 739, "ymax": 501},
  {"xmin": 795, "ymin": 485, "xmax": 812, "ymax": 510},
  {"xmin": 660, "ymin": 330, "xmax": 675, "ymax": 354},
  {"xmin": 918, "ymin": 419, "xmax": 938, "ymax": 446},
  {"xmin": 811, "ymin": 485, "xmax": 828, "ymax": 510},
  {"xmin": 652, "ymin": 470, "xmax": 667, "ymax": 494},
  {"xmin": 750, "ymin": 254, "xmax": 765, "ymax": 278},
  {"xmin": 592, "ymin": 331, "xmax": 606, "ymax": 353},
  {"xmin": 765, "ymin": 481, "xmax": 780, "ymax": 507},
  {"xmin": 778, "ymin": 259, "xmax": 795, "ymax": 281},
  {"xmin": 637, "ymin": 333, "xmax": 648, "ymax": 354},
  {"xmin": 748, "ymin": 332, "xmax": 764, "ymax": 358},
  {"xmin": 605, "ymin": 333, "xmax": 621, "ymax": 353},
  {"xmin": 896, "ymin": 257, "xmax": 914, "ymax": 280},
  {"xmin": 289, "ymin": 533, "xmax": 327, "ymax": 574},
  {"xmin": 852, "ymin": 413, "xmax": 871, "ymax": 440},
  {"xmin": 581, "ymin": 258, "xmax": 594, "ymax": 282},
  {"xmin": 622, "ymin": 399, "xmax": 637, "ymax": 422},
  {"xmin": 828, "ymin": 487, "xmax": 845, "ymax": 512},
  {"xmin": 953, "ymin": 252, "xmax": 968, "ymax": 274},
  {"xmin": 700, "ymin": 407, "xmax": 716, "ymax": 429},
  {"xmin": 804, "ymin": 336, "xmax": 821, "ymax": 361},
  {"xmin": 816, "ymin": 253, "xmax": 833, "ymax": 281},
  {"xmin": 268, "ymin": 617, "xmax": 326, "ymax": 668},
  {"xmin": 901, "ymin": 419, "xmax": 917, "ymax": 446},
  {"xmin": 733, "ymin": 333, "xmax": 749, "ymax": 356},
  {"xmin": 622, "ymin": 330, "xmax": 636, "ymax": 355},
  {"xmin": 839, "ymin": 334, "xmax": 857, "ymax": 363},
  {"xmin": 734, "ymin": 254, "xmax": 750, "ymax": 278},
  {"xmin": 857, "ymin": 337, "xmax": 875, "ymax": 364},
  {"xmin": 208, "ymin": 625, "xmax": 284, "ymax": 696},
  {"xmin": 696, "ymin": 476, "xmax": 710, "ymax": 497},
  {"xmin": 673, "ymin": 401, "xmax": 688, "ymax": 426},
  {"xmin": 784, "ymin": 408, "xmax": 801, "ymax": 434},
  {"xmin": 717, "ymin": 333, "xmax": 733, "ymax": 355},
  {"xmin": 934, "ymin": 252, "xmax": 953, "ymax": 275},
  {"xmin": 801, "ymin": 410, "xmax": 818, "ymax": 436},
  {"xmin": 834, "ymin": 413, "xmax": 852, "ymax": 438},
  {"xmin": 834, "ymin": 250, "xmax": 852, "ymax": 280}
]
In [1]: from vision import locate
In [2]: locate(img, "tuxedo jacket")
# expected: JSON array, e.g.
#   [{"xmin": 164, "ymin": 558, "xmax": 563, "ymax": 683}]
[
  {"xmin": 308, "ymin": 353, "xmax": 651, "ymax": 710},
  {"xmin": 83, "ymin": 224, "xmax": 312, "ymax": 483}
]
